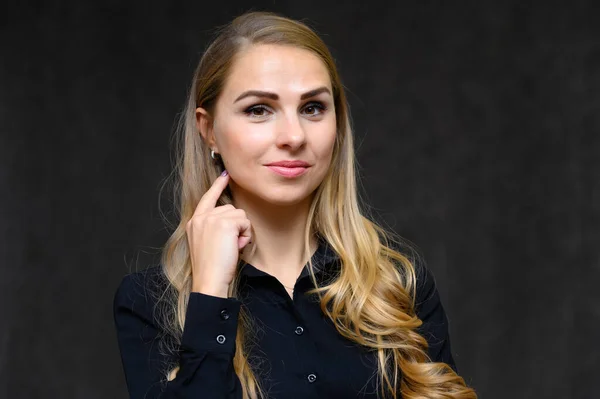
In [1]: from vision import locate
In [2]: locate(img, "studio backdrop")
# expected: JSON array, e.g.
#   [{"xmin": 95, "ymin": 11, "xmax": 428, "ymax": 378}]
[{"xmin": 0, "ymin": 1, "xmax": 598, "ymax": 398}]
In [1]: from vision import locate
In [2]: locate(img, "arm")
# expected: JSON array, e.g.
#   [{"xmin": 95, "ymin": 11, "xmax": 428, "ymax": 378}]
[
  {"xmin": 413, "ymin": 262, "xmax": 459, "ymax": 373},
  {"xmin": 113, "ymin": 271, "xmax": 244, "ymax": 398}
]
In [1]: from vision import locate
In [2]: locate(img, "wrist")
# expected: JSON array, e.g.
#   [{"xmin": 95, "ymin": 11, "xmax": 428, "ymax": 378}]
[{"xmin": 192, "ymin": 283, "xmax": 229, "ymax": 298}]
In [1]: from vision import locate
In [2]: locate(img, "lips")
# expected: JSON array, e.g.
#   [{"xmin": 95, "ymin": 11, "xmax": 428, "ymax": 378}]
[
  {"xmin": 266, "ymin": 165, "xmax": 309, "ymax": 177},
  {"xmin": 266, "ymin": 160, "xmax": 310, "ymax": 168},
  {"xmin": 265, "ymin": 160, "xmax": 311, "ymax": 178}
]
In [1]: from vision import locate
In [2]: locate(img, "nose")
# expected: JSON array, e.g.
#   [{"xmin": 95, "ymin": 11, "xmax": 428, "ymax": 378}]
[{"xmin": 275, "ymin": 112, "xmax": 306, "ymax": 151}]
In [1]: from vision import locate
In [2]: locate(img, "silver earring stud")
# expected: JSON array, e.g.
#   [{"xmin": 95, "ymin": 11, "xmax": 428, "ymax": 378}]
[{"xmin": 211, "ymin": 150, "xmax": 217, "ymax": 160}]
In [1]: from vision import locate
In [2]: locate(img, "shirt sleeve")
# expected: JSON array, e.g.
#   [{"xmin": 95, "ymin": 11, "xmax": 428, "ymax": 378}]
[
  {"xmin": 113, "ymin": 271, "xmax": 244, "ymax": 398},
  {"xmin": 413, "ymin": 262, "xmax": 459, "ymax": 373}
]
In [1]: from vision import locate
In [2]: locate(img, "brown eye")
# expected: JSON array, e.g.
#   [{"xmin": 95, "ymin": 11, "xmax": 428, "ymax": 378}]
[
  {"xmin": 244, "ymin": 105, "xmax": 271, "ymax": 118},
  {"xmin": 302, "ymin": 101, "xmax": 326, "ymax": 116}
]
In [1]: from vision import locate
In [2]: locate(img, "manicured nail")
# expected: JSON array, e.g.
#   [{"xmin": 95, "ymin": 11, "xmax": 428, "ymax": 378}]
[{"xmin": 221, "ymin": 170, "xmax": 228, "ymax": 177}]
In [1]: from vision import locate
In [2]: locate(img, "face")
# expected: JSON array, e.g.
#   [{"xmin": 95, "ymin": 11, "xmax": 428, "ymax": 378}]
[{"xmin": 197, "ymin": 44, "xmax": 337, "ymax": 207}]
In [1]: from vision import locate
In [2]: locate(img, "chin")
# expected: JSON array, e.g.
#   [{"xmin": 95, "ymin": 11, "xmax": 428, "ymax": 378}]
[
  {"xmin": 263, "ymin": 196, "xmax": 311, "ymax": 207},
  {"xmin": 259, "ymin": 187, "xmax": 314, "ymax": 207},
  {"xmin": 235, "ymin": 182, "xmax": 313, "ymax": 207}
]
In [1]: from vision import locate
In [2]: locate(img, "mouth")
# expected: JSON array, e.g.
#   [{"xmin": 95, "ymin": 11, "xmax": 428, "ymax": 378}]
[{"xmin": 266, "ymin": 165, "xmax": 310, "ymax": 178}]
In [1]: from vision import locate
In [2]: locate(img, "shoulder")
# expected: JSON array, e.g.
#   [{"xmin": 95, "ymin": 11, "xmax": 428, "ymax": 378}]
[
  {"xmin": 411, "ymin": 255, "xmax": 446, "ymax": 322},
  {"xmin": 413, "ymin": 258, "xmax": 438, "ymax": 309},
  {"xmin": 384, "ymin": 238, "xmax": 439, "ymax": 313},
  {"xmin": 383, "ymin": 238, "xmax": 457, "ymax": 368},
  {"xmin": 383, "ymin": 238, "xmax": 434, "ymax": 304},
  {"xmin": 113, "ymin": 266, "xmax": 170, "ymax": 326}
]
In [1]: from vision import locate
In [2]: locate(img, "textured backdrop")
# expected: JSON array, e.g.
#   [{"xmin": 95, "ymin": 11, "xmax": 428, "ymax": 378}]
[{"xmin": 1, "ymin": 1, "xmax": 598, "ymax": 398}]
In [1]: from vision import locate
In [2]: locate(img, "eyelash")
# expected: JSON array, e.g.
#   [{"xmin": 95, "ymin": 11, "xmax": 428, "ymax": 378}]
[{"xmin": 243, "ymin": 101, "xmax": 327, "ymax": 118}]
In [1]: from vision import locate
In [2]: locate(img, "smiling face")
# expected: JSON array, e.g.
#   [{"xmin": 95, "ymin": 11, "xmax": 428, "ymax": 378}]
[{"xmin": 197, "ymin": 44, "xmax": 337, "ymax": 207}]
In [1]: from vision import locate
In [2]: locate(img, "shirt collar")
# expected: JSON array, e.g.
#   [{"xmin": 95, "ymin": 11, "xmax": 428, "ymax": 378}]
[{"xmin": 237, "ymin": 235, "xmax": 340, "ymax": 280}]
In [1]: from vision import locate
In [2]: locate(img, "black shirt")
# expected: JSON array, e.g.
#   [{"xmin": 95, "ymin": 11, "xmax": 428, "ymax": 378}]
[{"xmin": 113, "ymin": 237, "xmax": 457, "ymax": 398}]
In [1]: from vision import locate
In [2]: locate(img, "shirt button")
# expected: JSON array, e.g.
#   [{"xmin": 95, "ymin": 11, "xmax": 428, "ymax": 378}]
[
  {"xmin": 220, "ymin": 309, "xmax": 230, "ymax": 320},
  {"xmin": 307, "ymin": 373, "xmax": 317, "ymax": 383},
  {"xmin": 294, "ymin": 326, "xmax": 304, "ymax": 335},
  {"xmin": 216, "ymin": 334, "xmax": 226, "ymax": 344}
]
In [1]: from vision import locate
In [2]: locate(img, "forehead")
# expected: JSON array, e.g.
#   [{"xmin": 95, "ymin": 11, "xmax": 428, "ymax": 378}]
[{"xmin": 221, "ymin": 44, "xmax": 332, "ymax": 100}]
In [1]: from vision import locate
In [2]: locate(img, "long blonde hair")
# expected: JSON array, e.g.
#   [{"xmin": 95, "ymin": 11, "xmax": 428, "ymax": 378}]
[{"xmin": 158, "ymin": 11, "xmax": 476, "ymax": 399}]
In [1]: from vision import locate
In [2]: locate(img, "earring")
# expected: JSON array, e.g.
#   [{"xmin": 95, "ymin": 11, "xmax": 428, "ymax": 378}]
[{"xmin": 211, "ymin": 149, "xmax": 217, "ymax": 160}]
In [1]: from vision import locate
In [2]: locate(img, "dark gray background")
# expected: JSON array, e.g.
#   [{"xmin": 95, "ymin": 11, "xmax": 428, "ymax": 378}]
[{"xmin": 1, "ymin": 1, "xmax": 598, "ymax": 398}]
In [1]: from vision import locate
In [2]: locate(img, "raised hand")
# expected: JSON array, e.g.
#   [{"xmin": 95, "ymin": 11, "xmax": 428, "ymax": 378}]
[{"xmin": 186, "ymin": 171, "xmax": 252, "ymax": 298}]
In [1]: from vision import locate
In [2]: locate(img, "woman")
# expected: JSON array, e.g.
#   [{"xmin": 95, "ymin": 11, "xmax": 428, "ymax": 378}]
[{"xmin": 113, "ymin": 11, "xmax": 477, "ymax": 399}]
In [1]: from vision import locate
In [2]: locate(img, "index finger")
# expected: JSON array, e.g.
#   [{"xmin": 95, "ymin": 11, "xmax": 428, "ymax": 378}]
[{"xmin": 194, "ymin": 170, "xmax": 230, "ymax": 215}]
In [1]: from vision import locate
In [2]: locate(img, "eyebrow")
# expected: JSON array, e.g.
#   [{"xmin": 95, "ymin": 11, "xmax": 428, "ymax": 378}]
[{"xmin": 233, "ymin": 86, "xmax": 331, "ymax": 103}]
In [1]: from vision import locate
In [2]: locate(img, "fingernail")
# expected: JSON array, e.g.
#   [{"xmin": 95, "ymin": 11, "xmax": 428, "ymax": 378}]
[{"xmin": 221, "ymin": 170, "xmax": 228, "ymax": 177}]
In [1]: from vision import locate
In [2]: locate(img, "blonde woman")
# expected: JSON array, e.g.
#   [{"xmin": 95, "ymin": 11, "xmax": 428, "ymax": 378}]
[{"xmin": 113, "ymin": 11, "xmax": 477, "ymax": 399}]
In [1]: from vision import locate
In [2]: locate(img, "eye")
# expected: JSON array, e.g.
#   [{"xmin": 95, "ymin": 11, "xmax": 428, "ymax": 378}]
[
  {"xmin": 243, "ymin": 104, "xmax": 272, "ymax": 118},
  {"xmin": 302, "ymin": 101, "xmax": 327, "ymax": 116}
]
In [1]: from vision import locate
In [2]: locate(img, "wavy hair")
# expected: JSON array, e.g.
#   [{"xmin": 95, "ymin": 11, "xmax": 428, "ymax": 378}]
[{"xmin": 158, "ymin": 11, "xmax": 477, "ymax": 399}]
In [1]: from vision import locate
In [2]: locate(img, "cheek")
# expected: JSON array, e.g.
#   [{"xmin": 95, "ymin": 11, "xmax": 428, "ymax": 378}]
[
  {"xmin": 313, "ymin": 122, "xmax": 337, "ymax": 161},
  {"xmin": 216, "ymin": 125, "xmax": 273, "ymax": 173}
]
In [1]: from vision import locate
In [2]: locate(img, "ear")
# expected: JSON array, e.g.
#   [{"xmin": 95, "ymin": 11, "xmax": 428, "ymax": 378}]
[{"xmin": 196, "ymin": 107, "xmax": 217, "ymax": 151}]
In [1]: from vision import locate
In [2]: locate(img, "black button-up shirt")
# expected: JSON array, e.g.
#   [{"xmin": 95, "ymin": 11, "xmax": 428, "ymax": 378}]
[{"xmin": 114, "ymin": 237, "xmax": 457, "ymax": 398}]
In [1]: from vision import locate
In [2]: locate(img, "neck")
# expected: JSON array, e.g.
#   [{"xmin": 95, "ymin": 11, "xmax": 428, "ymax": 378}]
[{"xmin": 232, "ymin": 185, "xmax": 319, "ymax": 284}]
